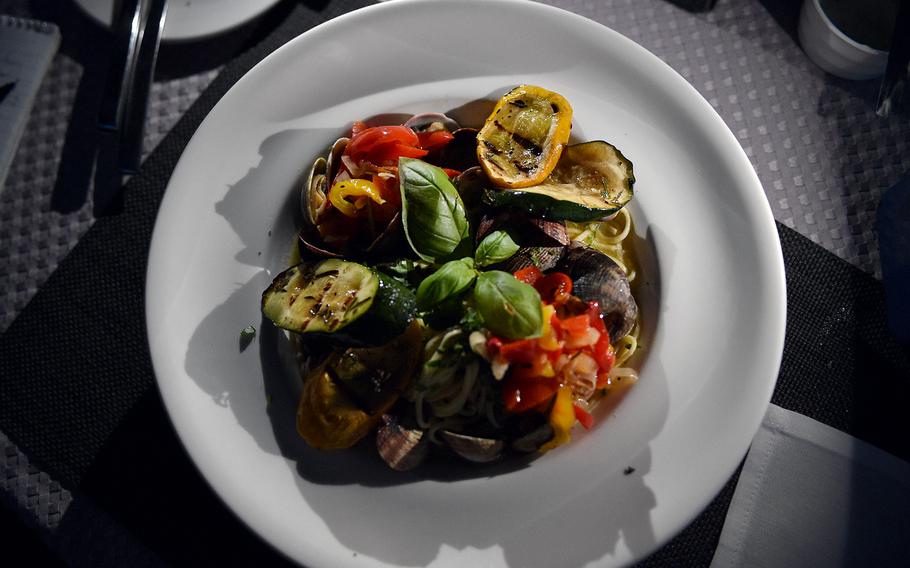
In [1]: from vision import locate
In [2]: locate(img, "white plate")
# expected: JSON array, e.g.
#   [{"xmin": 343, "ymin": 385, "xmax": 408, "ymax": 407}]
[
  {"xmin": 146, "ymin": 1, "xmax": 786, "ymax": 566},
  {"xmin": 73, "ymin": 0, "xmax": 282, "ymax": 41}
]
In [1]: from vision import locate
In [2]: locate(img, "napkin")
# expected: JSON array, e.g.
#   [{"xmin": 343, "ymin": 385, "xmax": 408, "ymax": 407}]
[
  {"xmin": 711, "ymin": 403, "xmax": 910, "ymax": 567},
  {"xmin": 0, "ymin": 16, "xmax": 60, "ymax": 192}
]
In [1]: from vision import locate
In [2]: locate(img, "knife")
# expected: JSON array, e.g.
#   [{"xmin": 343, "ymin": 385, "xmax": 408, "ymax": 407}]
[{"xmin": 93, "ymin": 0, "xmax": 168, "ymax": 215}]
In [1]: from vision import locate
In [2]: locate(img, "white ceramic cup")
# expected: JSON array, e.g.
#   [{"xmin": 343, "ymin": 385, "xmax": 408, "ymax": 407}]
[{"xmin": 798, "ymin": 0, "xmax": 890, "ymax": 80}]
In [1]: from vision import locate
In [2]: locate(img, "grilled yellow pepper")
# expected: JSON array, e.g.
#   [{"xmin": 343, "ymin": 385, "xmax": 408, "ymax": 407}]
[{"xmin": 477, "ymin": 85, "xmax": 573, "ymax": 189}]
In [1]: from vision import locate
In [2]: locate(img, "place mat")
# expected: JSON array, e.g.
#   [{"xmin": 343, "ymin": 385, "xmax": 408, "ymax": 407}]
[{"xmin": 1, "ymin": 2, "xmax": 909, "ymax": 567}]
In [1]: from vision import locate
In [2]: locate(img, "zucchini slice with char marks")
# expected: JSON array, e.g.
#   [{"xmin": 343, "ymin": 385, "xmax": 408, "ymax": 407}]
[
  {"xmin": 483, "ymin": 140, "xmax": 635, "ymax": 222},
  {"xmin": 262, "ymin": 258, "xmax": 416, "ymax": 346}
]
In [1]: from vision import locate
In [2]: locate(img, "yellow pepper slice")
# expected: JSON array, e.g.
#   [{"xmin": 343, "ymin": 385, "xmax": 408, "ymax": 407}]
[
  {"xmin": 328, "ymin": 179, "xmax": 386, "ymax": 218},
  {"xmin": 540, "ymin": 385, "xmax": 576, "ymax": 452},
  {"xmin": 477, "ymin": 85, "xmax": 573, "ymax": 189},
  {"xmin": 296, "ymin": 361, "xmax": 378, "ymax": 450}
]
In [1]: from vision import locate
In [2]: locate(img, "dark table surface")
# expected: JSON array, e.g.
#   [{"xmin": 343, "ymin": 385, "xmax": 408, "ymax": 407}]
[{"xmin": 1, "ymin": 0, "xmax": 908, "ymax": 566}]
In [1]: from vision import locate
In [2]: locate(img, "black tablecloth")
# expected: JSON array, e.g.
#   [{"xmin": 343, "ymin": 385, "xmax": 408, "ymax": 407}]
[{"xmin": 1, "ymin": 0, "xmax": 908, "ymax": 565}]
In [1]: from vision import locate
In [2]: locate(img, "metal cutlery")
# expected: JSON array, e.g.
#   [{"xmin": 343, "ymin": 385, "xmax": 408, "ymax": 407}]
[{"xmin": 94, "ymin": 0, "xmax": 168, "ymax": 215}]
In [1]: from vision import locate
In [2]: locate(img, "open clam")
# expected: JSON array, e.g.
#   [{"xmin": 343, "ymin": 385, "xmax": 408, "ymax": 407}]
[
  {"xmin": 557, "ymin": 243, "xmax": 638, "ymax": 342},
  {"xmin": 300, "ymin": 137, "xmax": 348, "ymax": 233}
]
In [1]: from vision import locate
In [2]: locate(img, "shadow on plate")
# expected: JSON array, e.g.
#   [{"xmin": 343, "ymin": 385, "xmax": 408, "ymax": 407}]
[{"xmin": 184, "ymin": 102, "xmax": 673, "ymax": 566}]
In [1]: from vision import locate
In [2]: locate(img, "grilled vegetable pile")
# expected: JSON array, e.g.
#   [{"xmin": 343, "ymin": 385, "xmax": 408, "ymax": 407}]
[{"xmin": 262, "ymin": 85, "xmax": 641, "ymax": 470}]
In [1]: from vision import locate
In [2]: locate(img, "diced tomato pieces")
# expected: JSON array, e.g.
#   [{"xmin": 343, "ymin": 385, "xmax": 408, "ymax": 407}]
[
  {"xmin": 513, "ymin": 266, "xmax": 543, "ymax": 285},
  {"xmin": 496, "ymin": 273, "xmax": 620, "ymax": 417},
  {"xmin": 573, "ymin": 404, "xmax": 595, "ymax": 429}
]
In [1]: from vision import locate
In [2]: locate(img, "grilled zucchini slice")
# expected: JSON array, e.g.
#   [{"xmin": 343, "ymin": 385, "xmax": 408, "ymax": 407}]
[
  {"xmin": 262, "ymin": 258, "xmax": 416, "ymax": 346},
  {"xmin": 483, "ymin": 140, "xmax": 634, "ymax": 222}
]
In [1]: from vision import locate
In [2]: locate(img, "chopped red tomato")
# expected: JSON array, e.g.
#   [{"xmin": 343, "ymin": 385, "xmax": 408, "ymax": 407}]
[{"xmin": 494, "ymin": 272, "xmax": 617, "ymax": 442}]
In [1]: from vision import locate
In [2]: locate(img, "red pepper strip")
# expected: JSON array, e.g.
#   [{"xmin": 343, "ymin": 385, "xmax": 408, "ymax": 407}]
[
  {"xmin": 347, "ymin": 125, "xmax": 427, "ymax": 163},
  {"xmin": 573, "ymin": 404, "xmax": 595, "ymax": 429},
  {"xmin": 369, "ymin": 142, "xmax": 428, "ymax": 163},
  {"xmin": 593, "ymin": 332, "xmax": 614, "ymax": 372},
  {"xmin": 441, "ymin": 168, "xmax": 462, "ymax": 178},
  {"xmin": 583, "ymin": 300, "xmax": 614, "ymax": 372},
  {"xmin": 416, "ymin": 129, "xmax": 454, "ymax": 151},
  {"xmin": 586, "ymin": 301, "xmax": 606, "ymax": 331},
  {"xmin": 513, "ymin": 266, "xmax": 543, "ymax": 285}
]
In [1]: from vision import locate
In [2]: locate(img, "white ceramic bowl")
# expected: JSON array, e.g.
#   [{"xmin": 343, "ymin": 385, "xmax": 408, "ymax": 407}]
[{"xmin": 798, "ymin": 0, "xmax": 889, "ymax": 80}]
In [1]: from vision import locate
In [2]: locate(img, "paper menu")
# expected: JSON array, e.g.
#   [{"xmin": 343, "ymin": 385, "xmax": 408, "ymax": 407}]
[{"xmin": 0, "ymin": 15, "xmax": 61, "ymax": 193}]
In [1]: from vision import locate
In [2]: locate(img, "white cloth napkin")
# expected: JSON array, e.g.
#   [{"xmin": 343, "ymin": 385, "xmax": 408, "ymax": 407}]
[{"xmin": 711, "ymin": 403, "xmax": 910, "ymax": 567}]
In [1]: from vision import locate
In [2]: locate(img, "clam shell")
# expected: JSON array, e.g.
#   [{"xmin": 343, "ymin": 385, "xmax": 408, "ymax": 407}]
[
  {"xmin": 376, "ymin": 415, "xmax": 429, "ymax": 471},
  {"xmin": 441, "ymin": 431, "xmax": 504, "ymax": 463},
  {"xmin": 301, "ymin": 157, "xmax": 327, "ymax": 232},
  {"xmin": 403, "ymin": 112, "xmax": 460, "ymax": 132},
  {"xmin": 557, "ymin": 243, "xmax": 638, "ymax": 342}
]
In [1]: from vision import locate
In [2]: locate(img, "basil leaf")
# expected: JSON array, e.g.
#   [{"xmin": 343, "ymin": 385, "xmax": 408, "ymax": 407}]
[
  {"xmin": 474, "ymin": 230, "xmax": 519, "ymax": 267},
  {"xmin": 416, "ymin": 258, "xmax": 477, "ymax": 311},
  {"xmin": 473, "ymin": 271, "xmax": 542, "ymax": 339},
  {"xmin": 399, "ymin": 157, "xmax": 470, "ymax": 263}
]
